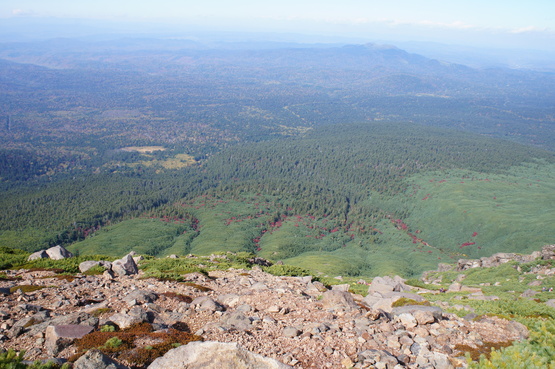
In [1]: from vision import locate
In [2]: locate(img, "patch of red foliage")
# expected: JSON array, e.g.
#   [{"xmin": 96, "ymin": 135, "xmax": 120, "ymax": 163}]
[{"xmin": 460, "ymin": 242, "xmax": 476, "ymax": 249}]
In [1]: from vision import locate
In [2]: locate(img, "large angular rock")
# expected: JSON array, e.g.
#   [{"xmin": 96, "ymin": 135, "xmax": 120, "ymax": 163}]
[
  {"xmin": 367, "ymin": 277, "xmax": 395, "ymax": 295},
  {"xmin": 112, "ymin": 254, "xmax": 138, "ymax": 276},
  {"xmin": 74, "ymin": 349, "xmax": 129, "ymax": 369},
  {"xmin": 217, "ymin": 294, "xmax": 241, "ymax": 308},
  {"xmin": 147, "ymin": 341, "xmax": 292, "ymax": 369},
  {"xmin": 28, "ymin": 250, "xmax": 49, "ymax": 261},
  {"xmin": 429, "ymin": 352, "xmax": 454, "ymax": 369},
  {"xmin": 331, "ymin": 284, "xmax": 351, "ymax": 292},
  {"xmin": 367, "ymin": 276, "xmax": 409, "ymax": 295},
  {"xmin": 191, "ymin": 296, "xmax": 225, "ymax": 312},
  {"xmin": 8, "ymin": 311, "xmax": 50, "ymax": 337},
  {"xmin": 45, "ymin": 324, "xmax": 94, "ymax": 356},
  {"xmin": 79, "ymin": 260, "xmax": 112, "ymax": 274},
  {"xmin": 357, "ymin": 349, "xmax": 398, "ymax": 367},
  {"xmin": 391, "ymin": 305, "xmax": 443, "ymax": 322},
  {"xmin": 108, "ymin": 312, "xmax": 147, "ymax": 330},
  {"xmin": 46, "ymin": 245, "xmax": 73, "ymax": 260},
  {"xmin": 542, "ymin": 245, "xmax": 555, "ymax": 260},
  {"xmin": 456, "ymin": 259, "xmax": 482, "ymax": 271},
  {"xmin": 27, "ymin": 312, "xmax": 98, "ymax": 337},
  {"xmin": 362, "ymin": 291, "xmax": 424, "ymax": 313},
  {"xmin": 221, "ymin": 311, "xmax": 253, "ymax": 331},
  {"xmin": 506, "ymin": 320, "xmax": 530, "ymax": 340},
  {"xmin": 397, "ymin": 313, "xmax": 417, "ymax": 329},
  {"xmin": 321, "ymin": 290, "xmax": 359, "ymax": 311},
  {"xmin": 123, "ymin": 290, "xmax": 158, "ymax": 305}
]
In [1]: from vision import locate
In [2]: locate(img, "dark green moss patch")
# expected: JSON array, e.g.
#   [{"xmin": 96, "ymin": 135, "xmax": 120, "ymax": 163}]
[
  {"xmin": 181, "ymin": 282, "xmax": 212, "ymax": 292},
  {"xmin": 391, "ymin": 298, "xmax": 431, "ymax": 308},
  {"xmin": 9, "ymin": 285, "xmax": 48, "ymax": 293},
  {"xmin": 160, "ymin": 292, "xmax": 193, "ymax": 303},
  {"xmin": 455, "ymin": 340, "xmax": 514, "ymax": 361}
]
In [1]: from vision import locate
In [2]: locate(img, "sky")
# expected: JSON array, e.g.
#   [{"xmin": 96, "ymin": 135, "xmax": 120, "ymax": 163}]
[{"xmin": 1, "ymin": 0, "xmax": 555, "ymax": 50}]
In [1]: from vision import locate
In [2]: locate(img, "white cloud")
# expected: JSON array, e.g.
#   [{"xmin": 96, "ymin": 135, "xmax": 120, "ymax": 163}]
[
  {"xmin": 378, "ymin": 19, "xmax": 480, "ymax": 31},
  {"xmin": 12, "ymin": 9, "xmax": 35, "ymax": 16},
  {"xmin": 510, "ymin": 26, "xmax": 551, "ymax": 34}
]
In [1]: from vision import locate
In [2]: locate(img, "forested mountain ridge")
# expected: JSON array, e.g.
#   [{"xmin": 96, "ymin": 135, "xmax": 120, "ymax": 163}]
[
  {"xmin": 2, "ymin": 121, "xmax": 554, "ymax": 277},
  {"xmin": 1, "ymin": 38, "xmax": 554, "ymax": 277}
]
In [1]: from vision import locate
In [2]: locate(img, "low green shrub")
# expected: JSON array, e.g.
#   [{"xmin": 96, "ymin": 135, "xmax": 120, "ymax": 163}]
[
  {"xmin": 101, "ymin": 337, "xmax": 123, "ymax": 349},
  {"xmin": 100, "ymin": 325, "xmax": 116, "ymax": 333},
  {"xmin": 18, "ymin": 255, "xmax": 113, "ymax": 274},
  {"xmin": 405, "ymin": 278, "xmax": 442, "ymax": 290},
  {"xmin": 467, "ymin": 299, "xmax": 555, "ymax": 320},
  {"xmin": 263, "ymin": 264, "xmax": 311, "ymax": 277},
  {"xmin": 140, "ymin": 258, "xmax": 207, "ymax": 281},
  {"xmin": 0, "ymin": 247, "xmax": 30, "ymax": 271},
  {"xmin": 0, "ymin": 348, "xmax": 70, "ymax": 368},
  {"xmin": 83, "ymin": 265, "xmax": 106, "ymax": 275},
  {"xmin": 470, "ymin": 319, "xmax": 555, "ymax": 369}
]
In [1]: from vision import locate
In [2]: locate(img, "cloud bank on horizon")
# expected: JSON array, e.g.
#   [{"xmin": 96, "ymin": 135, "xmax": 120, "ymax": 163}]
[{"xmin": 1, "ymin": 0, "xmax": 554, "ymax": 49}]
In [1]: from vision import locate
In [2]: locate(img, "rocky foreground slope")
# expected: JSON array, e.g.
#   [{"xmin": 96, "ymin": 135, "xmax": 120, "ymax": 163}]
[{"xmin": 2, "ymin": 248, "xmax": 544, "ymax": 369}]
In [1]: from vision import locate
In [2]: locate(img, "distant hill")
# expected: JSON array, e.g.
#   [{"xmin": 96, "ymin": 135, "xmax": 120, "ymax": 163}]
[{"xmin": 1, "ymin": 39, "xmax": 554, "ymax": 150}]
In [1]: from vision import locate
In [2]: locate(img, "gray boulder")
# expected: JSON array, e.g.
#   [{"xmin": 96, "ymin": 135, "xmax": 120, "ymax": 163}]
[
  {"xmin": 79, "ymin": 260, "xmax": 112, "ymax": 274},
  {"xmin": 147, "ymin": 341, "xmax": 292, "ymax": 369},
  {"xmin": 123, "ymin": 290, "xmax": 158, "ymax": 305},
  {"xmin": 521, "ymin": 289, "xmax": 538, "ymax": 298},
  {"xmin": 391, "ymin": 305, "xmax": 443, "ymax": 322},
  {"xmin": 45, "ymin": 245, "xmax": 73, "ymax": 260},
  {"xmin": 357, "ymin": 349, "xmax": 398, "ymax": 367},
  {"xmin": 191, "ymin": 296, "xmax": 225, "ymax": 312},
  {"xmin": 282, "ymin": 327, "xmax": 301, "ymax": 338},
  {"xmin": 108, "ymin": 312, "xmax": 147, "ymax": 330},
  {"xmin": 28, "ymin": 250, "xmax": 49, "ymax": 261},
  {"xmin": 367, "ymin": 276, "xmax": 409, "ymax": 295},
  {"xmin": 217, "ymin": 294, "xmax": 241, "ymax": 308},
  {"xmin": 221, "ymin": 311, "xmax": 253, "ymax": 331},
  {"xmin": 45, "ymin": 324, "xmax": 94, "ymax": 356},
  {"xmin": 362, "ymin": 291, "xmax": 424, "ymax": 313},
  {"xmin": 321, "ymin": 290, "xmax": 359, "ymax": 311},
  {"xmin": 506, "ymin": 321, "xmax": 530, "ymax": 340},
  {"xmin": 112, "ymin": 254, "xmax": 139, "ymax": 276},
  {"xmin": 74, "ymin": 349, "xmax": 129, "ymax": 369},
  {"xmin": 542, "ymin": 245, "xmax": 555, "ymax": 260},
  {"xmin": 26, "ymin": 312, "xmax": 99, "ymax": 337},
  {"xmin": 331, "ymin": 284, "xmax": 351, "ymax": 292}
]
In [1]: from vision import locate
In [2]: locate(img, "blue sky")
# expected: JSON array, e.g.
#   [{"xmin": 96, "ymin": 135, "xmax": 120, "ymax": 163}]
[{"xmin": 1, "ymin": 0, "xmax": 554, "ymax": 49}]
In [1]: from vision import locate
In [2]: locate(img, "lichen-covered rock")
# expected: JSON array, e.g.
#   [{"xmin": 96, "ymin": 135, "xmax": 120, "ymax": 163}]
[{"xmin": 147, "ymin": 341, "xmax": 292, "ymax": 369}]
